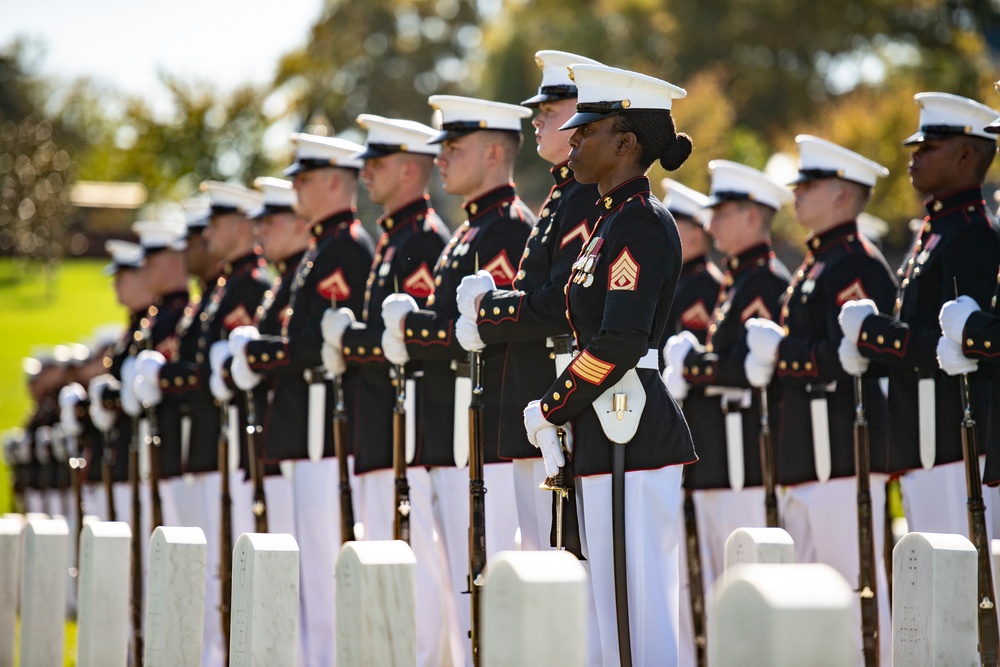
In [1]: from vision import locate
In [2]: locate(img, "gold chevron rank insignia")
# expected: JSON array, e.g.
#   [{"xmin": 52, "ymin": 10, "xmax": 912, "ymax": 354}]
[
  {"xmin": 835, "ymin": 279, "xmax": 869, "ymax": 307},
  {"xmin": 559, "ymin": 220, "xmax": 592, "ymax": 249},
  {"xmin": 317, "ymin": 269, "xmax": 351, "ymax": 303},
  {"xmin": 403, "ymin": 262, "xmax": 435, "ymax": 299},
  {"xmin": 483, "ymin": 251, "xmax": 517, "ymax": 286},
  {"xmin": 609, "ymin": 247, "xmax": 639, "ymax": 291},
  {"xmin": 570, "ymin": 350, "xmax": 615, "ymax": 385}
]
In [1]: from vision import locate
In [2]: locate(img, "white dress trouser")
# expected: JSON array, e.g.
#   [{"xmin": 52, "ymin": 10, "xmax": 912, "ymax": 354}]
[
  {"xmin": 512, "ymin": 457, "xmax": 552, "ymax": 551},
  {"xmin": 902, "ymin": 458, "xmax": 1000, "ymax": 544},
  {"xmin": 780, "ymin": 476, "xmax": 892, "ymax": 667},
  {"xmin": 579, "ymin": 464, "xmax": 683, "ymax": 667},
  {"xmin": 677, "ymin": 487, "xmax": 766, "ymax": 667},
  {"xmin": 262, "ymin": 473, "xmax": 297, "ymax": 538},
  {"xmin": 362, "ymin": 467, "xmax": 463, "ymax": 667}
]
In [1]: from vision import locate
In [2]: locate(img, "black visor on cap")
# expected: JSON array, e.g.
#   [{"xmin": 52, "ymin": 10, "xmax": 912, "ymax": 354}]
[
  {"xmin": 788, "ymin": 168, "xmax": 843, "ymax": 185},
  {"xmin": 428, "ymin": 120, "xmax": 488, "ymax": 145},
  {"xmin": 560, "ymin": 100, "xmax": 632, "ymax": 131},
  {"xmin": 249, "ymin": 204, "xmax": 294, "ymax": 221},
  {"xmin": 903, "ymin": 124, "xmax": 977, "ymax": 146},
  {"xmin": 521, "ymin": 84, "xmax": 578, "ymax": 108},
  {"xmin": 356, "ymin": 143, "xmax": 403, "ymax": 160}
]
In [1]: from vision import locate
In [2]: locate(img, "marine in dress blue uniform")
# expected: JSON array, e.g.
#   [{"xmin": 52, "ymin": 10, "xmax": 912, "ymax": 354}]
[
  {"xmin": 840, "ymin": 93, "xmax": 1000, "ymax": 538},
  {"xmin": 456, "ymin": 50, "xmax": 603, "ymax": 556},
  {"xmin": 379, "ymin": 95, "xmax": 535, "ymax": 667},
  {"xmin": 321, "ymin": 114, "xmax": 458, "ymax": 667},
  {"xmin": 523, "ymin": 63, "xmax": 695, "ymax": 666},
  {"xmin": 749, "ymin": 136, "xmax": 897, "ymax": 664}
]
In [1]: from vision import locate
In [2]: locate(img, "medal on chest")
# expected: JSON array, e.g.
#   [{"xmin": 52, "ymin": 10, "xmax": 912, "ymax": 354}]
[
  {"xmin": 571, "ymin": 236, "xmax": 603, "ymax": 288},
  {"xmin": 800, "ymin": 261, "xmax": 825, "ymax": 298}
]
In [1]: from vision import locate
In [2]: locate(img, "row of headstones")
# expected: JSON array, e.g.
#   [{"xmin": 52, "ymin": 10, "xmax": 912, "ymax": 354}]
[{"xmin": 0, "ymin": 516, "xmax": 987, "ymax": 666}]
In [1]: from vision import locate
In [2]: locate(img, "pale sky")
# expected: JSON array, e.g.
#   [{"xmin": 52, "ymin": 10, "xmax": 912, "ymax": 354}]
[{"xmin": 0, "ymin": 0, "xmax": 323, "ymax": 110}]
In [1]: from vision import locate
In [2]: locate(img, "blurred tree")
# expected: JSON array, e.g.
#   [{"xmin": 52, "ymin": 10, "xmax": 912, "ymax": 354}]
[
  {"xmin": 74, "ymin": 77, "xmax": 272, "ymax": 201},
  {"xmin": 273, "ymin": 0, "xmax": 484, "ymax": 136}
]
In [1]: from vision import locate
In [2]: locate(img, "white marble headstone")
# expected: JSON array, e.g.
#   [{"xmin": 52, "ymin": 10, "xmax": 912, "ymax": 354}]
[
  {"xmin": 482, "ymin": 550, "xmax": 588, "ymax": 667},
  {"xmin": 337, "ymin": 540, "xmax": 415, "ymax": 667},
  {"xmin": 893, "ymin": 532, "xmax": 977, "ymax": 666},
  {"xmin": 230, "ymin": 532, "xmax": 299, "ymax": 666},
  {"xmin": 724, "ymin": 527, "xmax": 796, "ymax": 572},
  {"xmin": 19, "ymin": 517, "xmax": 69, "ymax": 667},
  {"xmin": 0, "ymin": 517, "xmax": 23, "ymax": 667},
  {"xmin": 710, "ymin": 563, "xmax": 854, "ymax": 667},
  {"xmin": 143, "ymin": 526, "xmax": 207, "ymax": 667},
  {"xmin": 76, "ymin": 521, "xmax": 132, "ymax": 667}
]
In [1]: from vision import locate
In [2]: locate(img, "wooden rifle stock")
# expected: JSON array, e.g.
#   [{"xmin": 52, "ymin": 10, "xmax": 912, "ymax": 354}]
[
  {"xmin": 853, "ymin": 375, "xmax": 879, "ymax": 667},
  {"xmin": 145, "ymin": 408, "xmax": 163, "ymax": 532},
  {"xmin": 100, "ymin": 431, "xmax": 116, "ymax": 521},
  {"xmin": 245, "ymin": 391, "xmax": 268, "ymax": 533},
  {"xmin": 332, "ymin": 373, "xmax": 357, "ymax": 543},
  {"xmin": 392, "ymin": 365, "xmax": 411, "ymax": 543},
  {"xmin": 467, "ymin": 350, "xmax": 487, "ymax": 667},
  {"xmin": 959, "ymin": 370, "xmax": 1000, "ymax": 666},
  {"xmin": 683, "ymin": 488, "xmax": 708, "ymax": 667},
  {"xmin": 218, "ymin": 403, "xmax": 233, "ymax": 661},
  {"xmin": 128, "ymin": 418, "xmax": 144, "ymax": 666},
  {"xmin": 757, "ymin": 387, "xmax": 780, "ymax": 527}
]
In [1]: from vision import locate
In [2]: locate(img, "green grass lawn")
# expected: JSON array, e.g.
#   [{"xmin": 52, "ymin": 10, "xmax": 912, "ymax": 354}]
[{"xmin": 0, "ymin": 257, "xmax": 126, "ymax": 514}]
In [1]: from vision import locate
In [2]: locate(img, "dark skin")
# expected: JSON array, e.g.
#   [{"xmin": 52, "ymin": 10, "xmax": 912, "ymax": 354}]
[
  {"xmin": 566, "ymin": 115, "xmax": 644, "ymax": 195},
  {"xmin": 908, "ymin": 137, "xmax": 983, "ymax": 198}
]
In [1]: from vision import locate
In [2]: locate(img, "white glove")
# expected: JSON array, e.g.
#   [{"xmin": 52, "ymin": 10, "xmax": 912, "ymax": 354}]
[
  {"xmin": 228, "ymin": 326, "xmax": 262, "ymax": 391},
  {"xmin": 88, "ymin": 375, "xmax": 117, "ymax": 432},
  {"xmin": 745, "ymin": 318, "xmax": 785, "ymax": 362},
  {"xmin": 744, "ymin": 353, "xmax": 775, "ymax": 388},
  {"xmin": 321, "ymin": 308, "xmax": 355, "ymax": 348},
  {"xmin": 523, "ymin": 400, "xmax": 568, "ymax": 478},
  {"xmin": 209, "ymin": 340, "xmax": 235, "ymax": 402},
  {"xmin": 58, "ymin": 383, "xmax": 87, "ymax": 437},
  {"xmin": 662, "ymin": 365, "xmax": 689, "ymax": 401},
  {"xmin": 120, "ymin": 356, "xmax": 142, "ymax": 417},
  {"xmin": 937, "ymin": 336, "xmax": 978, "ymax": 376},
  {"xmin": 838, "ymin": 336, "xmax": 870, "ymax": 376},
  {"xmin": 228, "ymin": 325, "xmax": 260, "ymax": 357},
  {"xmin": 381, "ymin": 328, "xmax": 410, "ymax": 366},
  {"xmin": 381, "ymin": 293, "xmax": 417, "ymax": 366},
  {"xmin": 456, "ymin": 270, "xmax": 496, "ymax": 320},
  {"xmin": 381, "ymin": 293, "xmax": 418, "ymax": 334},
  {"xmin": 134, "ymin": 349, "xmax": 166, "ymax": 407},
  {"xmin": 939, "ymin": 295, "xmax": 980, "ymax": 344},
  {"xmin": 456, "ymin": 315, "xmax": 486, "ymax": 352},
  {"xmin": 322, "ymin": 342, "xmax": 347, "ymax": 377},
  {"xmin": 838, "ymin": 299, "xmax": 878, "ymax": 345},
  {"xmin": 230, "ymin": 352, "xmax": 261, "ymax": 391},
  {"xmin": 665, "ymin": 331, "xmax": 699, "ymax": 371}
]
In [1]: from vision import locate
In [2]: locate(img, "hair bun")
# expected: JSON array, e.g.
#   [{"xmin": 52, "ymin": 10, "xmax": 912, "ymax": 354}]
[{"xmin": 660, "ymin": 133, "xmax": 693, "ymax": 172}]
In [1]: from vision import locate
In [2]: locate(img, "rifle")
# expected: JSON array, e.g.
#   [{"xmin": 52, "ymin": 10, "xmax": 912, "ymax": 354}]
[
  {"xmin": 218, "ymin": 402, "xmax": 233, "ymax": 660},
  {"xmin": 331, "ymin": 372, "xmax": 358, "ymax": 543},
  {"xmin": 145, "ymin": 406, "xmax": 164, "ymax": 532},
  {"xmin": 959, "ymin": 365, "xmax": 1000, "ymax": 666},
  {"xmin": 757, "ymin": 387, "xmax": 780, "ymax": 527},
  {"xmin": 539, "ymin": 335, "xmax": 574, "ymax": 550},
  {"xmin": 128, "ymin": 417, "xmax": 144, "ymax": 666},
  {"xmin": 100, "ymin": 431, "xmax": 116, "ymax": 522},
  {"xmin": 467, "ymin": 349, "xmax": 487, "ymax": 667},
  {"xmin": 683, "ymin": 487, "xmax": 708, "ymax": 666},
  {"xmin": 392, "ymin": 364, "xmax": 411, "ymax": 543},
  {"xmin": 245, "ymin": 391, "xmax": 268, "ymax": 533},
  {"xmin": 853, "ymin": 375, "xmax": 879, "ymax": 667}
]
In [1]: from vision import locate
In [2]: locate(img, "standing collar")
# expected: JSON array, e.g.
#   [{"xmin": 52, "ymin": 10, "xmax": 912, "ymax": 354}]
[
  {"xmin": 594, "ymin": 176, "xmax": 651, "ymax": 214},
  {"xmin": 312, "ymin": 208, "xmax": 358, "ymax": 238},
  {"xmin": 725, "ymin": 242, "xmax": 773, "ymax": 276},
  {"xmin": 222, "ymin": 252, "xmax": 263, "ymax": 277},
  {"xmin": 379, "ymin": 196, "xmax": 432, "ymax": 233},
  {"xmin": 804, "ymin": 220, "xmax": 860, "ymax": 254},
  {"xmin": 550, "ymin": 161, "xmax": 575, "ymax": 187},
  {"xmin": 463, "ymin": 184, "xmax": 518, "ymax": 223},
  {"xmin": 923, "ymin": 185, "xmax": 986, "ymax": 219}
]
